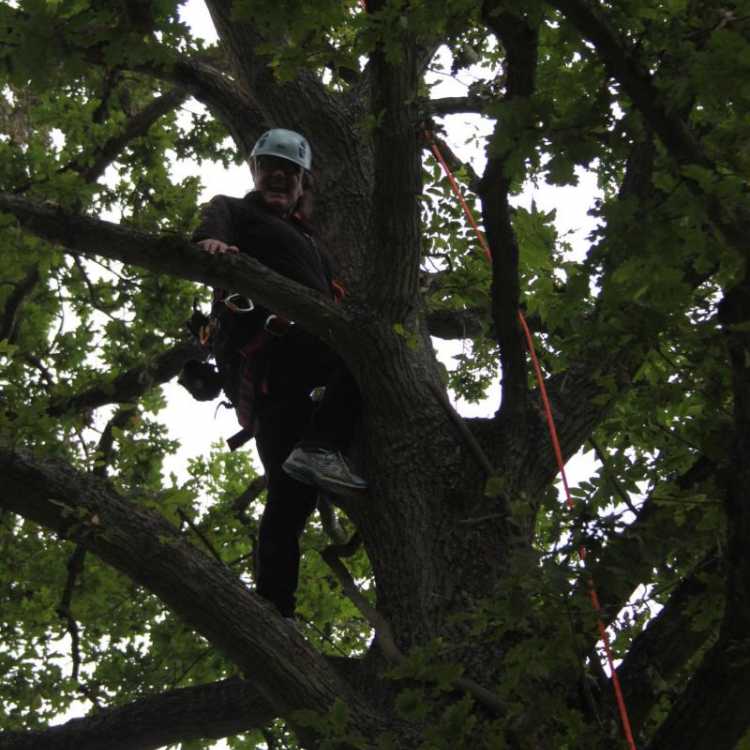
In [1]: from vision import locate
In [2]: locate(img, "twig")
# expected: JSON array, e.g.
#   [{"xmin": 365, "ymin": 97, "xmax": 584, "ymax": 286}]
[
  {"xmin": 0, "ymin": 263, "xmax": 40, "ymax": 342},
  {"xmin": 458, "ymin": 512, "xmax": 507, "ymax": 525},
  {"xmin": 23, "ymin": 353, "xmax": 55, "ymax": 388},
  {"xmin": 168, "ymin": 645, "xmax": 214, "ymax": 689},
  {"xmin": 55, "ymin": 408, "xmax": 136, "ymax": 686},
  {"xmin": 178, "ymin": 508, "xmax": 224, "ymax": 565},
  {"xmin": 317, "ymin": 495, "xmax": 348, "ymax": 545},
  {"xmin": 427, "ymin": 380, "xmax": 496, "ymax": 478},
  {"xmin": 321, "ymin": 534, "xmax": 401, "ymax": 664},
  {"xmin": 56, "ymin": 545, "xmax": 86, "ymax": 681},
  {"xmin": 230, "ymin": 474, "xmax": 267, "ymax": 520},
  {"xmin": 94, "ymin": 406, "xmax": 136, "ymax": 478},
  {"xmin": 588, "ymin": 437, "xmax": 638, "ymax": 514}
]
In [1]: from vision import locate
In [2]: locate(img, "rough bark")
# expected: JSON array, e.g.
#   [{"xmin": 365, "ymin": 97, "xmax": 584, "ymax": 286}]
[
  {"xmin": 1, "ymin": 2, "xmax": 745, "ymax": 747},
  {"xmin": 0, "ymin": 678, "xmax": 273, "ymax": 750},
  {"xmin": 0, "ymin": 447, "xmax": 387, "ymax": 741}
]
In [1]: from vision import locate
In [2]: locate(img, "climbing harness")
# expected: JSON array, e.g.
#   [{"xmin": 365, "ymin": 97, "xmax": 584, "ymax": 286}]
[{"xmin": 424, "ymin": 130, "xmax": 638, "ymax": 750}]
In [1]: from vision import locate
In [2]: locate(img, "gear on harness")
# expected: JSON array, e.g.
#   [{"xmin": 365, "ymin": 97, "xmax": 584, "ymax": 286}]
[
  {"xmin": 178, "ymin": 290, "xmax": 298, "ymax": 451},
  {"xmin": 178, "ymin": 360, "xmax": 222, "ymax": 401}
]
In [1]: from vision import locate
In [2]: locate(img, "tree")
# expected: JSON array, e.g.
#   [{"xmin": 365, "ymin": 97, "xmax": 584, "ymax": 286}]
[{"xmin": 0, "ymin": 0, "xmax": 748, "ymax": 748}]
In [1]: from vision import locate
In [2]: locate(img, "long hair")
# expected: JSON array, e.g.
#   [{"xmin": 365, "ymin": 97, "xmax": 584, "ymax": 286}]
[{"xmin": 294, "ymin": 170, "xmax": 315, "ymax": 224}]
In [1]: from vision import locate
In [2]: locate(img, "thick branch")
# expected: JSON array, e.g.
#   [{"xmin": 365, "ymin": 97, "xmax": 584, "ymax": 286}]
[
  {"xmin": 0, "ymin": 447, "xmax": 384, "ymax": 734},
  {"xmin": 13, "ymin": 89, "xmax": 187, "ymax": 195},
  {"xmin": 74, "ymin": 88, "xmax": 187, "ymax": 183},
  {"xmin": 425, "ymin": 96, "xmax": 487, "ymax": 116},
  {"xmin": 645, "ymin": 271, "xmax": 750, "ymax": 750},
  {"xmin": 200, "ymin": 0, "xmax": 345, "ymax": 167},
  {"xmin": 545, "ymin": 0, "xmax": 750, "ymax": 264},
  {"xmin": 617, "ymin": 553, "xmax": 722, "ymax": 737},
  {"xmin": 516, "ymin": 138, "xmax": 657, "ymax": 492},
  {"xmin": 0, "ymin": 194, "xmax": 349, "ymax": 348},
  {"xmin": 479, "ymin": 8, "xmax": 539, "ymax": 418},
  {"xmin": 718, "ymin": 271, "xmax": 750, "ymax": 625},
  {"xmin": 0, "ymin": 264, "xmax": 40, "ymax": 342},
  {"xmin": 161, "ymin": 58, "xmax": 265, "ymax": 157},
  {"xmin": 584, "ymin": 455, "xmax": 717, "ymax": 623},
  {"xmin": 645, "ymin": 624, "xmax": 750, "ymax": 750},
  {"xmin": 0, "ymin": 678, "xmax": 274, "ymax": 750},
  {"xmin": 48, "ymin": 340, "xmax": 204, "ymax": 417},
  {"xmin": 426, "ymin": 307, "xmax": 485, "ymax": 339},
  {"xmin": 365, "ymin": 9, "xmax": 422, "ymax": 315},
  {"xmin": 547, "ymin": 0, "xmax": 709, "ymax": 169}
]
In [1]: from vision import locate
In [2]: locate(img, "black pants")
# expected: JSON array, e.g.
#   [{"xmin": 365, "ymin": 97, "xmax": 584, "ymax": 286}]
[{"xmin": 254, "ymin": 332, "xmax": 359, "ymax": 617}]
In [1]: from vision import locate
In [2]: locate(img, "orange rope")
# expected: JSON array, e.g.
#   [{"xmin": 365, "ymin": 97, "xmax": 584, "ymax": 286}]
[{"xmin": 426, "ymin": 130, "xmax": 637, "ymax": 750}]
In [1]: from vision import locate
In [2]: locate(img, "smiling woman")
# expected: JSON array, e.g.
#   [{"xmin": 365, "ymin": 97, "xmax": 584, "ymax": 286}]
[
  {"xmin": 248, "ymin": 129, "xmax": 309, "ymax": 216},
  {"xmin": 190, "ymin": 126, "xmax": 365, "ymax": 622}
]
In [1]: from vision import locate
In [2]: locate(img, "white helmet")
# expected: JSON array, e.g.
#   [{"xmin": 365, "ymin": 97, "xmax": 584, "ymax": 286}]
[{"xmin": 250, "ymin": 128, "xmax": 311, "ymax": 171}]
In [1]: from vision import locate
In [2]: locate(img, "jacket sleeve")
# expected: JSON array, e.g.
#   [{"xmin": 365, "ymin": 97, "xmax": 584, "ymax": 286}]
[{"xmin": 191, "ymin": 195, "xmax": 234, "ymax": 243}]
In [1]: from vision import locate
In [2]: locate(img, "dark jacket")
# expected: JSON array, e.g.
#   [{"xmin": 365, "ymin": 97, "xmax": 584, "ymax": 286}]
[
  {"xmin": 191, "ymin": 191, "xmax": 338, "ymax": 429},
  {"xmin": 192, "ymin": 191, "xmax": 334, "ymax": 297}
]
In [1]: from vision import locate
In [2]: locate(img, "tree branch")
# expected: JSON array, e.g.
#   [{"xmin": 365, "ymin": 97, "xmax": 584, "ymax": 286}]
[
  {"xmin": 583, "ymin": 455, "xmax": 716, "ymax": 626},
  {"xmin": 0, "ymin": 264, "xmax": 40, "ymax": 342},
  {"xmin": 56, "ymin": 544, "xmax": 86, "ymax": 683},
  {"xmin": 421, "ymin": 131, "xmax": 481, "ymax": 191},
  {"xmin": 546, "ymin": 0, "xmax": 710, "ymax": 170},
  {"xmin": 47, "ymin": 339, "xmax": 204, "ymax": 417},
  {"xmin": 644, "ymin": 271, "xmax": 750, "ymax": 747},
  {"xmin": 74, "ymin": 88, "xmax": 187, "ymax": 183},
  {"xmin": 0, "ymin": 446, "xmax": 385, "ymax": 735},
  {"xmin": 0, "ymin": 677, "xmax": 275, "ymax": 750},
  {"xmin": 479, "ymin": 7, "xmax": 539, "ymax": 420},
  {"xmin": 159, "ymin": 58, "xmax": 266, "ymax": 157},
  {"xmin": 13, "ymin": 89, "xmax": 187, "ymax": 195},
  {"xmin": 645, "ymin": 621, "xmax": 750, "ymax": 750},
  {"xmin": 425, "ymin": 96, "xmax": 488, "ymax": 116},
  {"xmin": 617, "ymin": 552, "xmax": 722, "ymax": 737},
  {"xmin": 0, "ymin": 193, "xmax": 350, "ymax": 348},
  {"xmin": 426, "ymin": 307, "xmax": 485, "ymax": 339},
  {"xmin": 515, "ymin": 138, "xmax": 657, "ymax": 495},
  {"xmin": 200, "ymin": 0, "xmax": 345, "ymax": 166}
]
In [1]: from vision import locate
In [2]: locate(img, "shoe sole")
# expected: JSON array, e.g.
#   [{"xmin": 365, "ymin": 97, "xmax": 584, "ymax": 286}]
[
  {"xmin": 309, "ymin": 474, "xmax": 367, "ymax": 497},
  {"xmin": 282, "ymin": 459, "xmax": 317, "ymax": 486},
  {"xmin": 282, "ymin": 456, "xmax": 367, "ymax": 496}
]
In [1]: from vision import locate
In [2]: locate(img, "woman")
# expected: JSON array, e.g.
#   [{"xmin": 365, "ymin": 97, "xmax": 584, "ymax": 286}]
[{"xmin": 193, "ymin": 128, "xmax": 365, "ymax": 618}]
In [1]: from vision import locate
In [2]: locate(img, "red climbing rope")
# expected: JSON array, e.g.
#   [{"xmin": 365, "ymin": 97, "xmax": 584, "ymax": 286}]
[{"xmin": 425, "ymin": 131, "xmax": 638, "ymax": 750}]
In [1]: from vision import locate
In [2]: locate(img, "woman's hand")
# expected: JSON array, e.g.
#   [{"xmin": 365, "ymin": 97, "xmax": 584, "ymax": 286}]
[{"xmin": 197, "ymin": 239, "xmax": 239, "ymax": 255}]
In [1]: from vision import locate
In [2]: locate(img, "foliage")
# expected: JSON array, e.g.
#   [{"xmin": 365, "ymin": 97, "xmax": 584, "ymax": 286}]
[{"xmin": 1, "ymin": 0, "xmax": 749, "ymax": 749}]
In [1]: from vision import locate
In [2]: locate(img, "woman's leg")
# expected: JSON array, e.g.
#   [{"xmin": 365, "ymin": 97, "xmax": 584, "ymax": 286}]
[{"xmin": 254, "ymin": 400, "xmax": 318, "ymax": 617}]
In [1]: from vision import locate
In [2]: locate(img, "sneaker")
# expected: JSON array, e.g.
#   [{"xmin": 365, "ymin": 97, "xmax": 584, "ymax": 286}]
[{"xmin": 282, "ymin": 447, "xmax": 367, "ymax": 495}]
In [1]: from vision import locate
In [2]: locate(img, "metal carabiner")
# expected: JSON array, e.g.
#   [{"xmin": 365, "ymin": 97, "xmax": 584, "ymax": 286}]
[{"xmin": 223, "ymin": 293, "xmax": 255, "ymax": 313}]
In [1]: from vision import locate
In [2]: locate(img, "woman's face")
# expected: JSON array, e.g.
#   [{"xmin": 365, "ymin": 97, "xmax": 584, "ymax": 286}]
[{"xmin": 251, "ymin": 155, "xmax": 304, "ymax": 215}]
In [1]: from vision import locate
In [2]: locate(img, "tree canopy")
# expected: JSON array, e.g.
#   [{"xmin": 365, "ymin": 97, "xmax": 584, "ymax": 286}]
[{"xmin": 0, "ymin": 0, "xmax": 749, "ymax": 749}]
